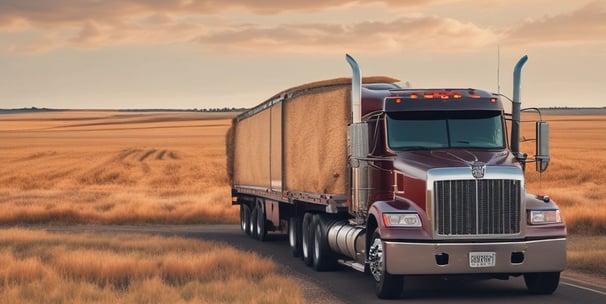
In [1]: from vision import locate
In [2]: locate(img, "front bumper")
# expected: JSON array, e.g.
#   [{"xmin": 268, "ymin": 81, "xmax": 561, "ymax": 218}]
[{"xmin": 384, "ymin": 238, "xmax": 566, "ymax": 275}]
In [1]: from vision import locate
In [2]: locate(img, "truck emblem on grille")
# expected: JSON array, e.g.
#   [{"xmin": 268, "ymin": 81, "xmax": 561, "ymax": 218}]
[{"xmin": 471, "ymin": 161, "xmax": 486, "ymax": 178}]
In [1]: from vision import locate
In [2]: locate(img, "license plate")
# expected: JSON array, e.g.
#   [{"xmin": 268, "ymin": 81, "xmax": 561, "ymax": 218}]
[{"xmin": 469, "ymin": 252, "xmax": 496, "ymax": 268}]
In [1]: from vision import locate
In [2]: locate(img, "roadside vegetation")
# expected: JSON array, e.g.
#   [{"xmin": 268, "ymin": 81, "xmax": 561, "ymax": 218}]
[
  {"xmin": 521, "ymin": 113, "xmax": 606, "ymax": 278},
  {"xmin": 0, "ymin": 228, "xmax": 302, "ymax": 304}
]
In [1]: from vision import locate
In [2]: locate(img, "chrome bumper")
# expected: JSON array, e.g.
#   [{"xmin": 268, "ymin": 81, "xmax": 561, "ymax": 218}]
[{"xmin": 384, "ymin": 238, "xmax": 566, "ymax": 275}]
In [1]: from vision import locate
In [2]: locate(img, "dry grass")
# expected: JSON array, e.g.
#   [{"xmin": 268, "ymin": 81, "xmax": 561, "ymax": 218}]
[
  {"xmin": 567, "ymin": 235, "xmax": 606, "ymax": 279},
  {"xmin": 0, "ymin": 228, "xmax": 303, "ymax": 304},
  {"xmin": 521, "ymin": 114, "xmax": 606, "ymax": 235},
  {"xmin": 0, "ymin": 111, "xmax": 239, "ymax": 225}
]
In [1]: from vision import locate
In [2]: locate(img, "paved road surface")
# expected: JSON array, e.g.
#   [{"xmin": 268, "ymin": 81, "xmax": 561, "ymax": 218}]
[{"xmin": 48, "ymin": 225, "xmax": 606, "ymax": 303}]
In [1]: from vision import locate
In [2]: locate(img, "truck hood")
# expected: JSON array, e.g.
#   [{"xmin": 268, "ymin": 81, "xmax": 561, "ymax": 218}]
[{"xmin": 393, "ymin": 149, "xmax": 521, "ymax": 180}]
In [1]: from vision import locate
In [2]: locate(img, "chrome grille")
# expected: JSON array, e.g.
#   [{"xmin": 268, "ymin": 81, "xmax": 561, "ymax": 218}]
[{"xmin": 435, "ymin": 179, "xmax": 521, "ymax": 235}]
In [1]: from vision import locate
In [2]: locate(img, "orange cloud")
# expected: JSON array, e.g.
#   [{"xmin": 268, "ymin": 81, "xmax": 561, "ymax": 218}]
[
  {"xmin": 502, "ymin": 1, "xmax": 606, "ymax": 46},
  {"xmin": 1, "ymin": 1, "xmax": 603, "ymax": 54},
  {"xmin": 196, "ymin": 17, "xmax": 498, "ymax": 53}
]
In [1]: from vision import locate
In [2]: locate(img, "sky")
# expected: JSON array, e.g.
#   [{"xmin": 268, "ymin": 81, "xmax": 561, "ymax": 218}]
[{"xmin": 0, "ymin": 0, "xmax": 605, "ymax": 110}]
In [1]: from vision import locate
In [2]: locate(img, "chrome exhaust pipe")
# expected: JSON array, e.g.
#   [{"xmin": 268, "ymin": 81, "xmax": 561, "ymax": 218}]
[
  {"xmin": 511, "ymin": 55, "xmax": 528, "ymax": 158},
  {"xmin": 345, "ymin": 54, "xmax": 368, "ymax": 221}
]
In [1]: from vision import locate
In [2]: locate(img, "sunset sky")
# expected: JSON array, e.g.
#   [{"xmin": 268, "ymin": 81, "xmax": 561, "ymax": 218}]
[{"xmin": 0, "ymin": 0, "xmax": 604, "ymax": 110}]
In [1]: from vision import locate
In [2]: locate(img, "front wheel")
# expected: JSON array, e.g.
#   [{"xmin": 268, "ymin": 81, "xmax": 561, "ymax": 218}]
[
  {"xmin": 368, "ymin": 228, "xmax": 403, "ymax": 299},
  {"xmin": 524, "ymin": 272, "xmax": 560, "ymax": 294}
]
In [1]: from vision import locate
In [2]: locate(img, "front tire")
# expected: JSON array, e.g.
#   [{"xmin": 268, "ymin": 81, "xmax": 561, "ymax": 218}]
[
  {"xmin": 368, "ymin": 228, "xmax": 403, "ymax": 299},
  {"xmin": 524, "ymin": 272, "xmax": 560, "ymax": 294}
]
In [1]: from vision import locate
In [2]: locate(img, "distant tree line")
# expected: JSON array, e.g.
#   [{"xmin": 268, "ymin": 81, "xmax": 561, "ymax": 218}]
[
  {"xmin": 0, "ymin": 107, "xmax": 248, "ymax": 113},
  {"xmin": 194, "ymin": 107, "xmax": 248, "ymax": 112}
]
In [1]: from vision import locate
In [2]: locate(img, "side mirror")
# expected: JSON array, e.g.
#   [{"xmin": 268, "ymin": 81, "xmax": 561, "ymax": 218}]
[{"xmin": 536, "ymin": 121, "xmax": 550, "ymax": 172}]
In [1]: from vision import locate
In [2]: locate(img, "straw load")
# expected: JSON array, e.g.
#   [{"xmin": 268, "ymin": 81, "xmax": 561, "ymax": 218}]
[{"xmin": 227, "ymin": 76, "xmax": 398, "ymax": 195}]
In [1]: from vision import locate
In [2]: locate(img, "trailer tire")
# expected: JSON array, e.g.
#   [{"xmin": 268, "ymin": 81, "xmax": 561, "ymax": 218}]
[
  {"xmin": 301, "ymin": 212, "xmax": 314, "ymax": 266},
  {"xmin": 369, "ymin": 229, "xmax": 403, "ymax": 299},
  {"xmin": 240, "ymin": 204, "xmax": 251, "ymax": 235},
  {"xmin": 289, "ymin": 217, "xmax": 302, "ymax": 257},
  {"xmin": 249, "ymin": 207, "xmax": 258, "ymax": 238},
  {"xmin": 312, "ymin": 214, "xmax": 337, "ymax": 271},
  {"xmin": 254, "ymin": 204, "xmax": 267, "ymax": 241},
  {"xmin": 524, "ymin": 272, "xmax": 560, "ymax": 295}
]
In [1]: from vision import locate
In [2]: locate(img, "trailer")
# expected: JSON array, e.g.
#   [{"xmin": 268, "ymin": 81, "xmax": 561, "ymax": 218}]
[{"xmin": 227, "ymin": 55, "xmax": 566, "ymax": 299}]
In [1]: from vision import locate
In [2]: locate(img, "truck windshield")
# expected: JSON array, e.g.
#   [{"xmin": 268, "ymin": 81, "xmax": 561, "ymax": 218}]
[{"xmin": 386, "ymin": 111, "xmax": 505, "ymax": 150}]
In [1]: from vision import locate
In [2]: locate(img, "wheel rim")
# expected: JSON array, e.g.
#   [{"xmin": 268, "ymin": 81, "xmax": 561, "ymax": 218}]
[{"xmin": 368, "ymin": 237, "xmax": 384, "ymax": 282}]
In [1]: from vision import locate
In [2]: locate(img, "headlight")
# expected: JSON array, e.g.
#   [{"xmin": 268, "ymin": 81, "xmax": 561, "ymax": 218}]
[
  {"xmin": 528, "ymin": 210, "xmax": 561, "ymax": 225},
  {"xmin": 383, "ymin": 213, "xmax": 422, "ymax": 228}
]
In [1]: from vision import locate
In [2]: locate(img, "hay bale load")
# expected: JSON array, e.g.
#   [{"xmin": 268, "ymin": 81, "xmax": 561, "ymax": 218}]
[{"xmin": 227, "ymin": 76, "xmax": 397, "ymax": 195}]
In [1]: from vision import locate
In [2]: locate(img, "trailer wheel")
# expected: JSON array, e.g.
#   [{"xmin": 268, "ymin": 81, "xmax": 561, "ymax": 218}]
[
  {"xmin": 312, "ymin": 214, "xmax": 337, "ymax": 271},
  {"xmin": 368, "ymin": 229, "xmax": 403, "ymax": 299},
  {"xmin": 524, "ymin": 272, "xmax": 560, "ymax": 294},
  {"xmin": 289, "ymin": 217, "xmax": 302, "ymax": 257},
  {"xmin": 301, "ymin": 212, "xmax": 314, "ymax": 266},
  {"xmin": 240, "ymin": 204, "xmax": 251, "ymax": 235},
  {"xmin": 249, "ymin": 207, "xmax": 258, "ymax": 238},
  {"xmin": 254, "ymin": 204, "xmax": 267, "ymax": 241}
]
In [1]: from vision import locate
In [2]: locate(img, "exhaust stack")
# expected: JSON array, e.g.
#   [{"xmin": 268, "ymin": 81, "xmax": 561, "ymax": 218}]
[
  {"xmin": 346, "ymin": 54, "xmax": 362, "ymax": 123},
  {"xmin": 345, "ymin": 54, "xmax": 368, "ymax": 221},
  {"xmin": 511, "ymin": 55, "xmax": 528, "ymax": 158}
]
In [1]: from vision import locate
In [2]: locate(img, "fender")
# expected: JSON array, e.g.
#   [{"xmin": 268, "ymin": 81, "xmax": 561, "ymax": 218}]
[
  {"xmin": 524, "ymin": 194, "xmax": 567, "ymax": 239},
  {"xmin": 367, "ymin": 199, "xmax": 433, "ymax": 241}
]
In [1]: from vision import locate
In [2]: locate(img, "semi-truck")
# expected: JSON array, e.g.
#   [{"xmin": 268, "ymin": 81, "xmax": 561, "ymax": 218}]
[{"xmin": 226, "ymin": 55, "xmax": 566, "ymax": 299}]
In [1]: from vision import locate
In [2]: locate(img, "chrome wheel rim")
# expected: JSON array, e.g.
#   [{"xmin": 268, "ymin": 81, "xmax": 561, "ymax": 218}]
[{"xmin": 369, "ymin": 237, "xmax": 384, "ymax": 282}]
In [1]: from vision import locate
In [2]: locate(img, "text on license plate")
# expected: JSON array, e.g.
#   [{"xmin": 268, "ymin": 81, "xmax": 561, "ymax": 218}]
[{"xmin": 469, "ymin": 252, "xmax": 496, "ymax": 268}]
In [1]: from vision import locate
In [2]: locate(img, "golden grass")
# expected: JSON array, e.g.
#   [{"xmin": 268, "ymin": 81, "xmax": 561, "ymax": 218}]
[
  {"xmin": 0, "ymin": 228, "xmax": 303, "ymax": 304},
  {"xmin": 521, "ymin": 114, "xmax": 606, "ymax": 235},
  {"xmin": 567, "ymin": 235, "xmax": 606, "ymax": 278},
  {"xmin": 0, "ymin": 111, "xmax": 239, "ymax": 225}
]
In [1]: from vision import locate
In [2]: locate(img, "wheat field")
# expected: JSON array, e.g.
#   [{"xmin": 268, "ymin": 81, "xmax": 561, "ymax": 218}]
[
  {"xmin": 0, "ymin": 111, "xmax": 239, "ymax": 225},
  {"xmin": 521, "ymin": 113, "xmax": 606, "ymax": 235}
]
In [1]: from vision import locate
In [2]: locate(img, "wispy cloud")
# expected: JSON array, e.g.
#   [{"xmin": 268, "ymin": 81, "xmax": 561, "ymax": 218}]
[
  {"xmin": 196, "ymin": 16, "xmax": 499, "ymax": 53},
  {"xmin": 0, "ymin": 0, "xmax": 603, "ymax": 54},
  {"xmin": 502, "ymin": 1, "xmax": 606, "ymax": 46}
]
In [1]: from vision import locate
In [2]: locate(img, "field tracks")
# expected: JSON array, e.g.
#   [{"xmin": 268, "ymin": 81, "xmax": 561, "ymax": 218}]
[{"xmin": 139, "ymin": 149, "xmax": 157, "ymax": 161}]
